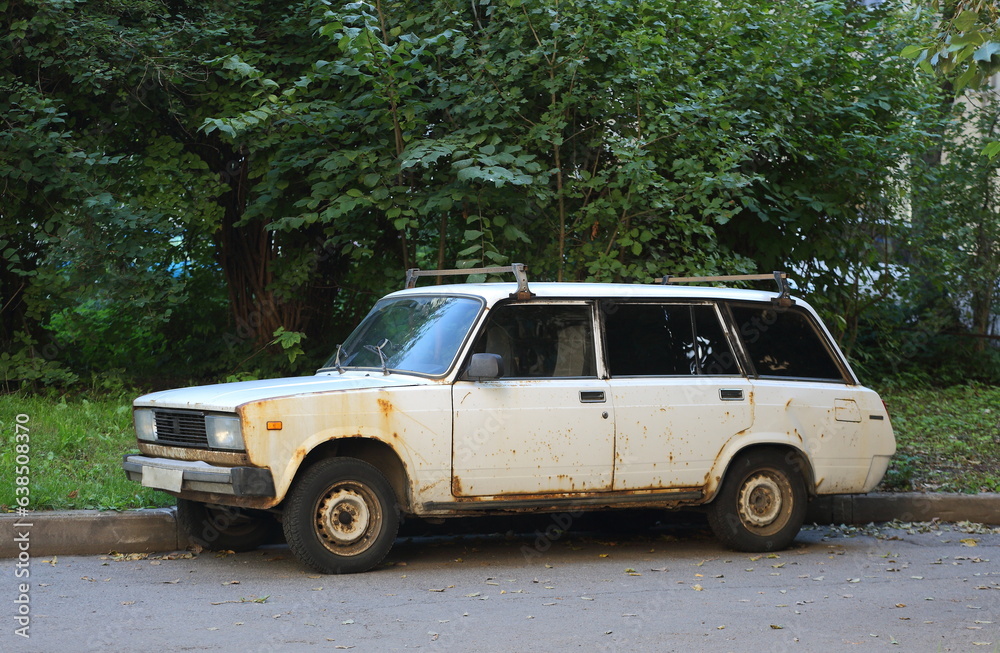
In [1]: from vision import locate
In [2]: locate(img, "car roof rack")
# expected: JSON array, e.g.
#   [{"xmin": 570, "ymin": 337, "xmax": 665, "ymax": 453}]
[
  {"xmin": 655, "ymin": 271, "xmax": 794, "ymax": 307},
  {"xmin": 404, "ymin": 263, "xmax": 534, "ymax": 300}
]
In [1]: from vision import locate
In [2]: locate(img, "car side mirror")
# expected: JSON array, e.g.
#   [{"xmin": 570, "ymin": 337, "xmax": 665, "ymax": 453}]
[{"xmin": 466, "ymin": 353, "xmax": 504, "ymax": 381}]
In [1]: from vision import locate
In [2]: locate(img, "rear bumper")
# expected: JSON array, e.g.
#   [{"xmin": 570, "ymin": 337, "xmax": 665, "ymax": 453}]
[
  {"xmin": 862, "ymin": 454, "xmax": 893, "ymax": 493},
  {"xmin": 123, "ymin": 454, "xmax": 275, "ymax": 497}
]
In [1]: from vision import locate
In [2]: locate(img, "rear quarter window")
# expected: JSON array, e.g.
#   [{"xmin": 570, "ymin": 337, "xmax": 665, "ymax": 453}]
[{"xmin": 729, "ymin": 304, "xmax": 847, "ymax": 382}]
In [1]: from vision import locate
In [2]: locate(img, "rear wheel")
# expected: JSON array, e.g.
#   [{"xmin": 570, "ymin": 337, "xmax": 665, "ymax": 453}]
[
  {"xmin": 707, "ymin": 450, "xmax": 807, "ymax": 552},
  {"xmin": 176, "ymin": 499, "xmax": 277, "ymax": 552},
  {"xmin": 283, "ymin": 457, "xmax": 399, "ymax": 574}
]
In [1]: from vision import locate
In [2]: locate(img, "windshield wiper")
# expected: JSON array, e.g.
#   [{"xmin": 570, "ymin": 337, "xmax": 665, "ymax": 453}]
[
  {"xmin": 363, "ymin": 338, "xmax": 391, "ymax": 375},
  {"xmin": 333, "ymin": 344, "xmax": 345, "ymax": 374}
]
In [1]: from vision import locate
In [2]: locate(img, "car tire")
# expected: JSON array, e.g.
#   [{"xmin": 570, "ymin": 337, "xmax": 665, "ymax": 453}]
[
  {"xmin": 176, "ymin": 499, "xmax": 277, "ymax": 552},
  {"xmin": 283, "ymin": 457, "xmax": 399, "ymax": 574},
  {"xmin": 707, "ymin": 450, "xmax": 807, "ymax": 553}
]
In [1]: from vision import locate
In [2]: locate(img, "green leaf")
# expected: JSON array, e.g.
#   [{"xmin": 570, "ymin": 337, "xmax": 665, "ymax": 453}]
[
  {"xmin": 954, "ymin": 65, "xmax": 978, "ymax": 92},
  {"xmin": 953, "ymin": 10, "xmax": 980, "ymax": 34},
  {"xmin": 973, "ymin": 41, "xmax": 1000, "ymax": 63},
  {"xmin": 982, "ymin": 141, "xmax": 1000, "ymax": 158},
  {"xmin": 456, "ymin": 166, "xmax": 481, "ymax": 181},
  {"xmin": 484, "ymin": 249, "xmax": 506, "ymax": 264}
]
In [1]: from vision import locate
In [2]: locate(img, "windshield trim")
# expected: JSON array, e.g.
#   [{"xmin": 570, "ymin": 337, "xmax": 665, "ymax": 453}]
[{"xmin": 315, "ymin": 293, "xmax": 487, "ymax": 379}]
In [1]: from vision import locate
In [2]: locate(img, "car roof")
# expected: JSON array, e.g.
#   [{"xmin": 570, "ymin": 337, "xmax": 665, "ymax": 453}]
[{"xmin": 386, "ymin": 282, "xmax": 799, "ymax": 306}]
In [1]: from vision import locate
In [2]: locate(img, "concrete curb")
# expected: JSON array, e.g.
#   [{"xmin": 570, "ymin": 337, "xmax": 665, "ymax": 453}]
[
  {"xmin": 804, "ymin": 492, "xmax": 1000, "ymax": 526},
  {"xmin": 3, "ymin": 493, "xmax": 999, "ymax": 558},
  {"xmin": 1, "ymin": 508, "xmax": 183, "ymax": 558}
]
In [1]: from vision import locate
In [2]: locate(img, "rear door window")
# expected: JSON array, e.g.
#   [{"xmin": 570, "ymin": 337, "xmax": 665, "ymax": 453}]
[{"xmin": 603, "ymin": 303, "xmax": 739, "ymax": 376}]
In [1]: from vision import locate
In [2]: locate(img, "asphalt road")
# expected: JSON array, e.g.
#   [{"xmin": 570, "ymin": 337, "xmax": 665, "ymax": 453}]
[{"xmin": 3, "ymin": 516, "xmax": 998, "ymax": 652}]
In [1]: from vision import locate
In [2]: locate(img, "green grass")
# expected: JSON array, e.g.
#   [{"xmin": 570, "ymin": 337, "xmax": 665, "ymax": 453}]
[
  {"xmin": 878, "ymin": 383, "xmax": 1000, "ymax": 494},
  {"xmin": 0, "ymin": 393, "xmax": 172, "ymax": 511},
  {"xmin": 1, "ymin": 383, "xmax": 997, "ymax": 511}
]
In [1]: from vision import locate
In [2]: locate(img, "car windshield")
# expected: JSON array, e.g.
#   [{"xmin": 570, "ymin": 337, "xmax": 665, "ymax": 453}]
[{"xmin": 321, "ymin": 295, "xmax": 483, "ymax": 376}]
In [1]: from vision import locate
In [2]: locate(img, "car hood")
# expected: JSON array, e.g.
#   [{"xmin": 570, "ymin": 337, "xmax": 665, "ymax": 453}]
[{"xmin": 133, "ymin": 373, "xmax": 430, "ymax": 413}]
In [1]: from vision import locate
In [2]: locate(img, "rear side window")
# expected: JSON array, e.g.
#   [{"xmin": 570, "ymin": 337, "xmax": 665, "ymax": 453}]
[
  {"xmin": 603, "ymin": 303, "xmax": 739, "ymax": 376},
  {"xmin": 729, "ymin": 305, "xmax": 845, "ymax": 381}
]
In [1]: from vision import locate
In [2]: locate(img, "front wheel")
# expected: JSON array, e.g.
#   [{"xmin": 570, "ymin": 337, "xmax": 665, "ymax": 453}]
[
  {"xmin": 283, "ymin": 457, "xmax": 399, "ymax": 574},
  {"xmin": 707, "ymin": 450, "xmax": 807, "ymax": 552},
  {"xmin": 175, "ymin": 499, "xmax": 277, "ymax": 552}
]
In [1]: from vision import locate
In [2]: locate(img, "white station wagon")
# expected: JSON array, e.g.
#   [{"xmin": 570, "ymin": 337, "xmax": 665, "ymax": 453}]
[{"xmin": 124, "ymin": 266, "xmax": 895, "ymax": 573}]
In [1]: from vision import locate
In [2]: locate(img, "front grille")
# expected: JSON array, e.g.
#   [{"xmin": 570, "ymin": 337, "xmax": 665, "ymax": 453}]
[{"xmin": 154, "ymin": 410, "xmax": 209, "ymax": 448}]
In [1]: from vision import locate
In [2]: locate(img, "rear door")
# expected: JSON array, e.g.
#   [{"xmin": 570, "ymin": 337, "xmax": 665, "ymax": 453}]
[{"xmin": 603, "ymin": 301, "xmax": 753, "ymax": 490}]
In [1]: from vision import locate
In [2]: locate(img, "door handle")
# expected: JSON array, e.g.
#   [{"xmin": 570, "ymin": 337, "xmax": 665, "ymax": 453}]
[
  {"xmin": 580, "ymin": 391, "xmax": 606, "ymax": 403},
  {"xmin": 719, "ymin": 388, "xmax": 744, "ymax": 401}
]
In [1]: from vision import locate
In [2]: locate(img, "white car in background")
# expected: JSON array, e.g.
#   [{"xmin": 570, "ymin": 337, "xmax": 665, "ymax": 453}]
[{"xmin": 124, "ymin": 265, "xmax": 895, "ymax": 573}]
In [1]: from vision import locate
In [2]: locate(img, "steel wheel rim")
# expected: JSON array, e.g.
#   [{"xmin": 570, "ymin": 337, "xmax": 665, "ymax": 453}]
[
  {"xmin": 737, "ymin": 471, "xmax": 788, "ymax": 534},
  {"xmin": 315, "ymin": 482, "xmax": 380, "ymax": 555}
]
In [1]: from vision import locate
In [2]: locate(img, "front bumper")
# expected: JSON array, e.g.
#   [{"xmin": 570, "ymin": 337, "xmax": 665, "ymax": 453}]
[{"xmin": 123, "ymin": 454, "xmax": 275, "ymax": 497}]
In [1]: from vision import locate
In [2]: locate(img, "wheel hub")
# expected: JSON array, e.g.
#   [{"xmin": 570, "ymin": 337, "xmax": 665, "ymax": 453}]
[
  {"xmin": 317, "ymin": 489, "xmax": 371, "ymax": 545},
  {"xmin": 738, "ymin": 473, "xmax": 782, "ymax": 527}
]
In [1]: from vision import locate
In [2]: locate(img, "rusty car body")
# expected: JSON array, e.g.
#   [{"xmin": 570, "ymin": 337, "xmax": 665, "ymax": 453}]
[{"xmin": 123, "ymin": 266, "xmax": 895, "ymax": 573}]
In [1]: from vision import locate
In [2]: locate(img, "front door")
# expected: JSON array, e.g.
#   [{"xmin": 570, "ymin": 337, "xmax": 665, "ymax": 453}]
[{"xmin": 452, "ymin": 302, "xmax": 614, "ymax": 496}]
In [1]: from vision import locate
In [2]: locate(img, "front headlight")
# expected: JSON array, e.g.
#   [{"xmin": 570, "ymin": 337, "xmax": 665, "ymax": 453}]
[
  {"xmin": 205, "ymin": 415, "xmax": 244, "ymax": 451},
  {"xmin": 134, "ymin": 409, "xmax": 157, "ymax": 442}
]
